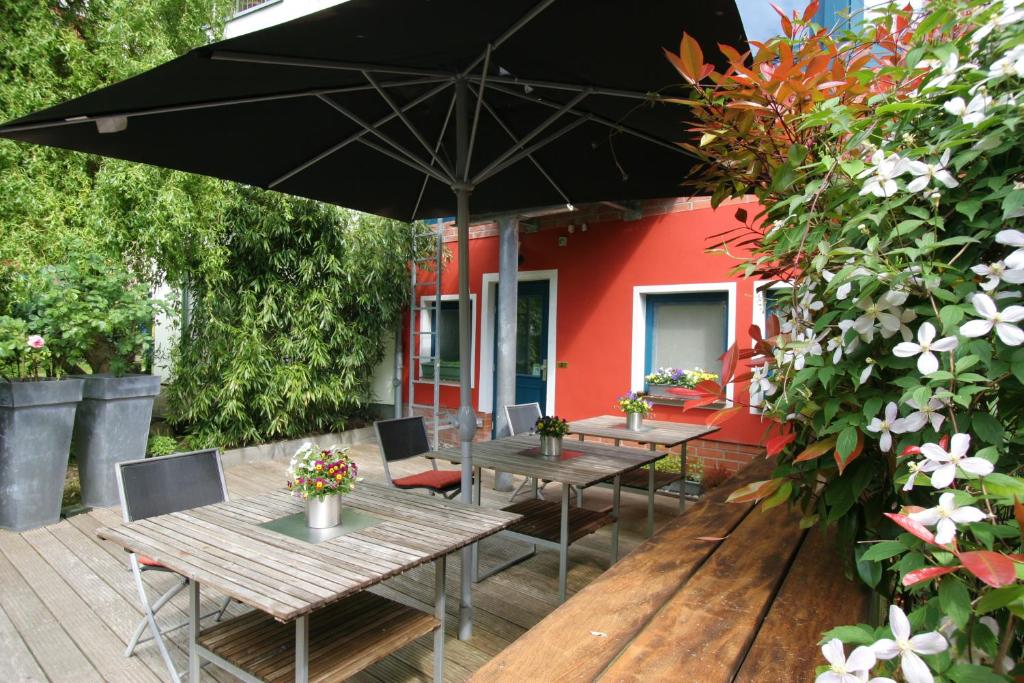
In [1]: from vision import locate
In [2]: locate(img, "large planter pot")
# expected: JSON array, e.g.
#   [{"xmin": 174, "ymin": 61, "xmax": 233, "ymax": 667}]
[
  {"xmin": 0, "ymin": 378, "xmax": 84, "ymax": 531},
  {"xmin": 72, "ymin": 374, "xmax": 161, "ymax": 508},
  {"xmin": 539, "ymin": 435, "xmax": 563, "ymax": 458},
  {"xmin": 306, "ymin": 495, "xmax": 343, "ymax": 529}
]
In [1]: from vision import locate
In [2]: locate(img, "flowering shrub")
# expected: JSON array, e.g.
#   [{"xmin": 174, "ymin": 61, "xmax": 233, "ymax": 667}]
[
  {"xmin": 286, "ymin": 443, "xmax": 357, "ymax": 501},
  {"xmin": 668, "ymin": 0, "xmax": 1024, "ymax": 679},
  {"xmin": 617, "ymin": 392, "xmax": 653, "ymax": 416},
  {"xmin": 644, "ymin": 366, "xmax": 719, "ymax": 388},
  {"xmin": 535, "ymin": 415, "xmax": 570, "ymax": 438}
]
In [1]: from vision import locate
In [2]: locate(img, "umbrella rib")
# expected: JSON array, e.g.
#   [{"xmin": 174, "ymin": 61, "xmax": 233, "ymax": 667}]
[
  {"xmin": 470, "ymin": 90, "xmax": 588, "ymax": 186},
  {"xmin": 463, "ymin": 45, "xmax": 491, "ymax": 183},
  {"xmin": 459, "ymin": 0, "xmax": 560, "ymax": 77},
  {"xmin": 469, "ymin": 84, "xmax": 572, "ymax": 207},
  {"xmin": 486, "ymin": 82, "xmax": 694, "ymax": 159},
  {"xmin": 411, "ymin": 90, "xmax": 457, "ymax": 221},
  {"xmin": 0, "ymin": 77, "xmax": 450, "ymax": 136},
  {"xmin": 268, "ymin": 80, "xmax": 453, "ymax": 189},
  {"xmin": 473, "ymin": 115, "xmax": 590, "ymax": 186},
  {"xmin": 210, "ymin": 50, "xmax": 454, "ymax": 80},
  {"xmin": 467, "ymin": 74, "xmax": 663, "ymax": 102},
  {"xmin": 357, "ymin": 136, "xmax": 449, "ymax": 183},
  {"xmin": 315, "ymin": 94, "xmax": 452, "ymax": 185},
  {"xmin": 363, "ymin": 71, "xmax": 455, "ymax": 180}
]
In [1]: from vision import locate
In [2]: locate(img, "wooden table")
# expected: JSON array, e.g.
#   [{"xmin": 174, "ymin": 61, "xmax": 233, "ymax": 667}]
[
  {"xmin": 428, "ymin": 434, "xmax": 664, "ymax": 602},
  {"xmin": 96, "ymin": 482, "xmax": 519, "ymax": 683},
  {"xmin": 469, "ymin": 459, "xmax": 871, "ymax": 682},
  {"xmin": 569, "ymin": 415, "xmax": 719, "ymax": 535}
]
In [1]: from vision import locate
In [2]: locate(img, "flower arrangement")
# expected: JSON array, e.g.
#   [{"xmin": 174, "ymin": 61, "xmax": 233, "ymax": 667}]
[
  {"xmin": 616, "ymin": 392, "xmax": 653, "ymax": 416},
  {"xmin": 534, "ymin": 415, "xmax": 570, "ymax": 438},
  {"xmin": 644, "ymin": 366, "xmax": 719, "ymax": 388},
  {"xmin": 668, "ymin": 0, "xmax": 1024, "ymax": 678},
  {"xmin": 286, "ymin": 443, "xmax": 357, "ymax": 501}
]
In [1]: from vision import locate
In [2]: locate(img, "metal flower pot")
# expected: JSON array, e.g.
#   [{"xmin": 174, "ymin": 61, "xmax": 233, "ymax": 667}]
[
  {"xmin": 72, "ymin": 374, "xmax": 162, "ymax": 508},
  {"xmin": 539, "ymin": 435, "xmax": 563, "ymax": 458},
  {"xmin": 0, "ymin": 378, "xmax": 84, "ymax": 531},
  {"xmin": 626, "ymin": 412, "xmax": 644, "ymax": 431},
  {"xmin": 306, "ymin": 495, "xmax": 343, "ymax": 529}
]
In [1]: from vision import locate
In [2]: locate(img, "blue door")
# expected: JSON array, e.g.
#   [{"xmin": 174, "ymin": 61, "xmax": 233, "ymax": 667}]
[{"xmin": 493, "ymin": 279, "xmax": 550, "ymax": 418}]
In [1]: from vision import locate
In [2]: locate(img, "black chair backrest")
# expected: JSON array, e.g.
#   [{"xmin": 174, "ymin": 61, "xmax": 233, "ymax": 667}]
[
  {"xmin": 375, "ymin": 416, "xmax": 431, "ymax": 462},
  {"xmin": 506, "ymin": 403, "xmax": 542, "ymax": 436},
  {"xmin": 117, "ymin": 449, "xmax": 227, "ymax": 523}
]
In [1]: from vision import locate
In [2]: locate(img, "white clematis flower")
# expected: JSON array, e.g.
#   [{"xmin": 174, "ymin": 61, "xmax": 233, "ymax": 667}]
[
  {"xmin": 866, "ymin": 402, "xmax": 908, "ymax": 452},
  {"xmin": 904, "ymin": 396, "xmax": 946, "ymax": 432},
  {"xmin": 903, "ymin": 458, "xmax": 940, "ymax": 491},
  {"xmin": 989, "ymin": 44, "xmax": 1024, "ymax": 79},
  {"xmin": 816, "ymin": 639, "xmax": 877, "ymax": 683},
  {"xmin": 971, "ymin": 260, "xmax": 1024, "ymax": 291},
  {"xmin": 858, "ymin": 150, "xmax": 910, "ymax": 198},
  {"xmin": 943, "ymin": 93, "xmax": 992, "ymax": 126},
  {"xmin": 854, "ymin": 295, "xmax": 903, "ymax": 337},
  {"xmin": 872, "ymin": 605, "xmax": 948, "ymax": 683},
  {"xmin": 906, "ymin": 150, "xmax": 959, "ymax": 194},
  {"xmin": 921, "ymin": 433, "xmax": 994, "ymax": 488},
  {"xmin": 908, "ymin": 492, "xmax": 988, "ymax": 544},
  {"xmin": 892, "ymin": 322, "xmax": 958, "ymax": 375},
  {"xmin": 959, "ymin": 292, "xmax": 1024, "ymax": 345}
]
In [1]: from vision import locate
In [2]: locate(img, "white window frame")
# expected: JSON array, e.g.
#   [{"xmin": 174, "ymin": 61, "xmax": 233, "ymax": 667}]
[
  {"xmin": 416, "ymin": 293, "xmax": 476, "ymax": 387},
  {"xmin": 631, "ymin": 282, "xmax": 737, "ymax": 404},
  {"xmin": 478, "ymin": 269, "xmax": 558, "ymax": 415}
]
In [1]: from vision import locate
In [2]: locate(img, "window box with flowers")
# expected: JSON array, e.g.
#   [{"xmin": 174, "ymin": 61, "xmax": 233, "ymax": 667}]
[{"xmin": 644, "ymin": 366, "xmax": 722, "ymax": 406}]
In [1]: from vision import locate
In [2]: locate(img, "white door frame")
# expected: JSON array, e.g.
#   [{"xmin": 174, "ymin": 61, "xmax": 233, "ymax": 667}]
[{"xmin": 478, "ymin": 269, "xmax": 558, "ymax": 415}]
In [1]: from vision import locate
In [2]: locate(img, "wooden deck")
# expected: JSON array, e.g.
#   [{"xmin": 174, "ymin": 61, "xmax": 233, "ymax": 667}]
[{"xmin": 0, "ymin": 441, "xmax": 682, "ymax": 682}]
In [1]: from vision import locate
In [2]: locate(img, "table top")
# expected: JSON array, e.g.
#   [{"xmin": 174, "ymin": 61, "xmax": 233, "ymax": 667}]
[
  {"xmin": 95, "ymin": 482, "xmax": 519, "ymax": 622},
  {"xmin": 569, "ymin": 414, "xmax": 719, "ymax": 447},
  {"xmin": 428, "ymin": 434, "xmax": 665, "ymax": 487}
]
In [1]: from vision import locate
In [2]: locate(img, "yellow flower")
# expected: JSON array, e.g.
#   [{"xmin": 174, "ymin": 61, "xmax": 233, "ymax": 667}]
[
  {"xmin": 315, "ymin": 481, "xmax": 324, "ymax": 489},
  {"xmin": 335, "ymin": 474, "xmax": 343, "ymax": 481}
]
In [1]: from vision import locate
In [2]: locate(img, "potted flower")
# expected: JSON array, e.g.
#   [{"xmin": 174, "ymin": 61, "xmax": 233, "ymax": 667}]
[
  {"xmin": 535, "ymin": 415, "xmax": 570, "ymax": 458},
  {"xmin": 0, "ymin": 319, "xmax": 84, "ymax": 531},
  {"xmin": 617, "ymin": 392, "xmax": 653, "ymax": 431},
  {"xmin": 644, "ymin": 367, "xmax": 720, "ymax": 399},
  {"xmin": 287, "ymin": 443, "xmax": 358, "ymax": 529}
]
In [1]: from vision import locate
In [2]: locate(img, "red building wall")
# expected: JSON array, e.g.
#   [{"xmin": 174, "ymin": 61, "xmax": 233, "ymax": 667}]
[{"xmin": 406, "ymin": 197, "xmax": 770, "ymax": 472}]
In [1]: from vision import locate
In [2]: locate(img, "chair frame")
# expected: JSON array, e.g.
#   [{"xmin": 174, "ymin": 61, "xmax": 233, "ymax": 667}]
[
  {"xmin": 505, "ymin": 402, "xmax": 583, "ymax": 506},
  {"xmin": 374, "ymin": 416, "xmax": 462, "ymax": 499},
  {"xmin": 115, "ymin": 449, "xmax": 232, "ymax": 683}
]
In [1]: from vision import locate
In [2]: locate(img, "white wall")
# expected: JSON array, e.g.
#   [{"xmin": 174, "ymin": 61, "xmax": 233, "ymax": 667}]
[{"xmin": 224, "ymin": 0, "xmax": 349, "ymax": 38}]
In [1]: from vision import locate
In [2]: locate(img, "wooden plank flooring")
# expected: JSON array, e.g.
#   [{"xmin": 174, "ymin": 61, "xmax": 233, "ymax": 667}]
[{"xmin": 0, "ymin": 441, "xmax": 683, "ymax": 682}]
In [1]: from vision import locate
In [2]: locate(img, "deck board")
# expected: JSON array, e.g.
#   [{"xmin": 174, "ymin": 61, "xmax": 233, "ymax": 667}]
[{"xmin": 0, "ymin": 439, "xmax": 674, "ymax": 681}]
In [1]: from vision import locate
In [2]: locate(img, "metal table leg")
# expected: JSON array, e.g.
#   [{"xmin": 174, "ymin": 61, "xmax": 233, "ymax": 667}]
[
  {"xmin": 188, "ymin": 581, "xmax": 200, "ymax": 683},
  {"xmin": 611, "ymin": 474, "xmax": 621, "ymax": 564},
  {"xmin": 647, "ymin": 464, "xmax": 656, "ymax": 537},
  {"xmin": 294, "ymin": 615, "xmax": 309, "ymax": 683},
  {"xmin": 558, "ymin": 484, "xmax": 569, "ymax": 603},
  {"xmin": 679, "ymin": 443, "xmax": 687, "ymax": 514},
  {"xmin": 472, "ymin": 466, "xmax": 482, "ymax": 583},
  {"xmin": 433, "ymin": 555, "xmax": 446, "ymax": 683}
]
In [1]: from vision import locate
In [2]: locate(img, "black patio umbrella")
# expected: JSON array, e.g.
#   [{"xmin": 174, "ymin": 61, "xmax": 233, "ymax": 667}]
[{"xmin": 0, "ymin": 0, "xmax": 746, "ymax": 637}]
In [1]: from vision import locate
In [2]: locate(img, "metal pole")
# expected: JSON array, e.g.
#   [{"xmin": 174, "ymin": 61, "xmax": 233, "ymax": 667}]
[
  {"xmin": 453, "ymin": 76, "xmax": 477, "ymax": 641},
  {"xmin": 393, "ymin": 323, "xmax": 403, "ymax": 419},
  {"xmin": 493, "ymin": 215, "xmax": 518, "ymax": 492}
]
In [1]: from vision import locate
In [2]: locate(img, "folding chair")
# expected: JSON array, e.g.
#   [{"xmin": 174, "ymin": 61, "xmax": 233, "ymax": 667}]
[
  {"xmin": 374, "ymin": 416, "xmax": 465, "ymax": 499},
  {"xmin": 116, "ymin": 449, "xmax": 232, "ymax": 683}
]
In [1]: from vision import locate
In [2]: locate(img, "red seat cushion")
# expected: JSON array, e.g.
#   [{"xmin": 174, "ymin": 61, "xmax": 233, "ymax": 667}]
[
  {"xmin": 392, "ymin": 469, "xmax": 462, "ymax": 492},
  {"xmin": 137, "ymin": 554, "xmax": 164, "ymax": 568}
]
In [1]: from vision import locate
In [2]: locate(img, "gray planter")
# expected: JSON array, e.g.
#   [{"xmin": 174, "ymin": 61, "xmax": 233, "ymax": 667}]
[
  {"xmin": 666, "ymin": 479, "xmax": 704, "ymax": 500},
  {"xmin": 0, "ymin": 378, "xmax": 84, "ymax": 531},
  {"xmin": 72, "ymin": 374, "xmax": 161, "ymax": 508}
]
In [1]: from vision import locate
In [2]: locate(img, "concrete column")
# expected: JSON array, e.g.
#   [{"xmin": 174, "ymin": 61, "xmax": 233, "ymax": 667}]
[{"xmin": 492, "ymin": 215, "xmax": 518, "ymax": 492}]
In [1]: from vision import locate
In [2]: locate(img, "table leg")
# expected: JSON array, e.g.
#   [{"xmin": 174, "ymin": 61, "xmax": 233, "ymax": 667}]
[
  {"xmin": 294, "ymin": 614, "xmax": 308, "ymax": 682},
  {"xmin": 531, "ymin": 477, "xmax": 539, "ymax": 499},
  {"xmin": 577, "ymin": 433, "xmax": 584, "ymax": 441},
  {"xmin": 680, "ymin": 443, "xmax": 687, "ymax": 514},
  {"xmin": 647, "ymin": 463, "xmax": 656, "ymax": 537},
  {"xmin": 558, "ymin": 484, "xmax": 569, "ymax": 603},
  {"xmin": 474, "ymin": 466, "xmax": 482, "ymax": 506},
  {"xmin": 459, "ymin": 544, "xmax": 473, "ymax": 640},
  {"xmin": 611, "ymin": 474, "xmax": 621, "ymax": 564},
  {"xmin": 472, "ymin": 466, "xmax": 482, "ymax": 583},
  {"xmin": 188, "ymin": 581, "xmax": 200, "ymax": 682},
  {"xmin": 433, "ymin": 555, "xmax": 447, "ymax": 683}
]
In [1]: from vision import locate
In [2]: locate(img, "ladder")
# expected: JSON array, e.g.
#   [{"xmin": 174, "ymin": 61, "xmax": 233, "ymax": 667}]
[{"xmin": 407, "ymin": 221, "xmax": 445, "ymax": 449}]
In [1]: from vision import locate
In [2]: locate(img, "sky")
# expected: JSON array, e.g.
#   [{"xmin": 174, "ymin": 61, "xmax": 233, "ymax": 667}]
[{"xmin": 736, "ymin": 0, "xmax": 809, "ymax": 43}]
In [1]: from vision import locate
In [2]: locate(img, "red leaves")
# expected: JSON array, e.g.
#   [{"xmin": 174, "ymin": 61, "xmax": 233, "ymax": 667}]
[
  {"xmin": 1015, "ymin": 497, "xmax": 1024, "ymax": 542},
  {"xmin": 706, "ymin": 405, "xmax": 745, "ymax": 427},
  {"xmin": 802, "ymin": 0, "xmax": 820, "ymax": 22},
  {"xmin": 834, "ymin": 431, "xmax": 864, "ymax": 475},
  {"xmin": 726, "ymin": 478, "xmax": 782, "ymax": 503},
  {"xmin": 903, "ymin": 565, "xmax": 958, "ymax": 587},
  {"xmin": 720, "ymin": 343, "xmax": 740, "ymax": 386},
  {"xmin": 666, "ymin": 33, "xmax": 709, "ymax": 85},
  {"xmin": 765, "ymin": 432, "xmax": 796, "ymax": 457},
  {"xmin": 959, "ymin": 551, "xmax": 1018, "ymax": 588},
  {"xmin": 794, "ymin": 436, "xmax": 837, "ymax": 463},
  {"xmin": 884, "ymin": 512, "xmax": 937, "ymax": 546}
]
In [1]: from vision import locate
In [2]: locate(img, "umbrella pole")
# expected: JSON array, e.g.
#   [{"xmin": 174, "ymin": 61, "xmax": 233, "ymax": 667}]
[{"xmin": 453, "ymin": 76, "xmax": 477, "ymax": 641}]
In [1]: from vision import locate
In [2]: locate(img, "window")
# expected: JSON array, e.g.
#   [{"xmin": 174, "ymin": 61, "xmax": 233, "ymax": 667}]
[
  {"xmin": 419, "ymin": 298, "xmax": 475, "ymax": 383},
  {"xmin": 644, "ymin": 293, "xmax": 728, "ymax": 378}
]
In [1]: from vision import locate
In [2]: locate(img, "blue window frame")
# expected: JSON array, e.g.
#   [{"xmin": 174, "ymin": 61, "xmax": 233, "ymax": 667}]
[{"xmin": 643, "ymin": 292, "xmax": 729, "ymax": 381}]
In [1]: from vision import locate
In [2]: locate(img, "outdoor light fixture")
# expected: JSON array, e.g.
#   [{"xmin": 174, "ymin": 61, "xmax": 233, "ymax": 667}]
[
  {"xmin": 95, "ymin": 115, "xmax": 128, "ymax": 134},
  {"xmin": 565, "ymin": 203, "xmax": 575, "ymax": 211}
]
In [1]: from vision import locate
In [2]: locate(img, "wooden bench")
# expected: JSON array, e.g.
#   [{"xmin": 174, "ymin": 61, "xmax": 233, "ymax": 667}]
[{"xmin": 470, "ymin": 459, "xmax": 871, "ymax": 682}]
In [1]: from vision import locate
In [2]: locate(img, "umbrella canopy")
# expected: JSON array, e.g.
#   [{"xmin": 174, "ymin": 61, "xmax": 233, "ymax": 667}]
[
  {"xmin": 0, "ymin": 0, "xmax": 746, "ymax": 641},
  {"xmin": 0, "ymin": 0, "xmax": 745, "ymax": 221}
]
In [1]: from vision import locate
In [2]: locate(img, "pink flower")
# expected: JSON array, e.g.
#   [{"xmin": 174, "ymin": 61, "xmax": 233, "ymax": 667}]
[{"xmin": 26, "ymin": 335, "xmax": 44, "ymax": 349}]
